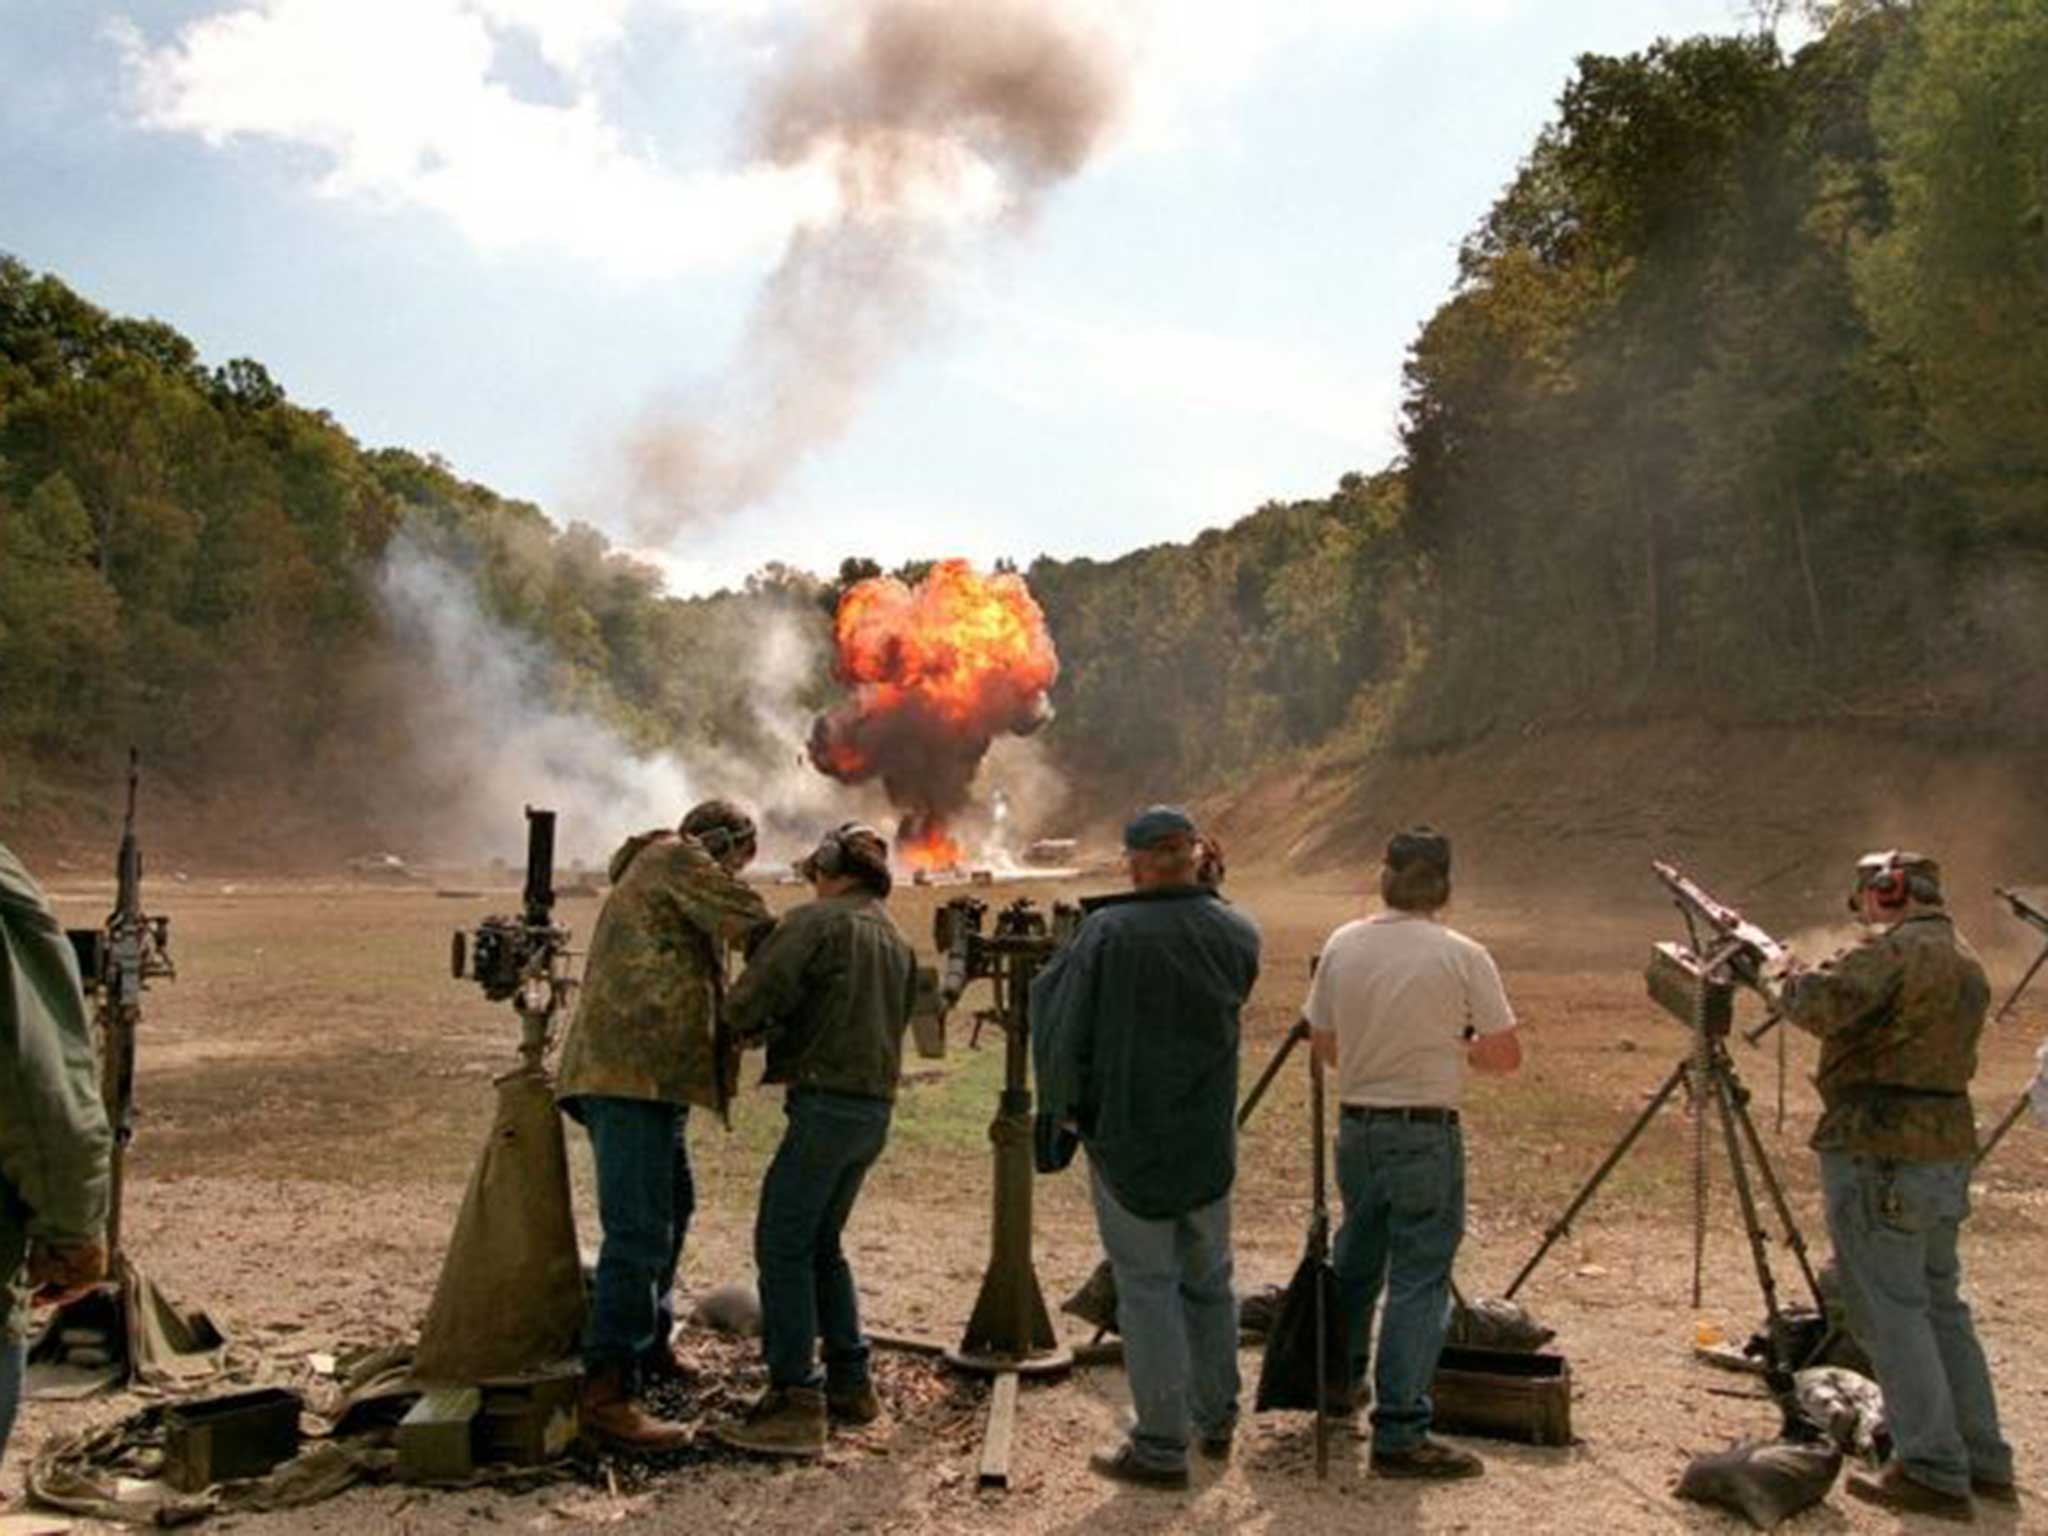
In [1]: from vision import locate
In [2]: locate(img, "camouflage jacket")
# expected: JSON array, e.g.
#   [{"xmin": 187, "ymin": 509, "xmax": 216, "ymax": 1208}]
[
  {"xmin": 1781, "ymin": 912, "xmax": 1987, "ymax": 1162},
  {"xmin": 555, "ymin": 831, "xmax": 773, "ymax": 1112},
  {"xmin": 1, "ymin": 843, "xmax": 113, "ymax": 1341},
  {"xmin": 726, "ymin": 894, "xmax": 917, "ymax": 1103}
]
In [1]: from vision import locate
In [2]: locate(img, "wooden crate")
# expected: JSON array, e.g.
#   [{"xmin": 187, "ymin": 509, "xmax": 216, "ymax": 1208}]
[{"xmin": 1431, "ymin": 1346, "xmax": 1572, "ymax": 1446}]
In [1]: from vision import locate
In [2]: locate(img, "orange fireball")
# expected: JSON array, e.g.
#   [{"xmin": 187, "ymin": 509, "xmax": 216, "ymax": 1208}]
[{"xmin": 809, "ymin": 559, "xmax": 1058, "ymax": 864}]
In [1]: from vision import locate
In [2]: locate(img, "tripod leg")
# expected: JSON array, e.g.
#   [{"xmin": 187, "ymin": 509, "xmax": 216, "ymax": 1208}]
[
  {"xmin": 1711, "ymin": 1063, "xmax": 1785, "ymax": 1353},
  {"xmin": 1505, "ymin": 1056, "xmax": 1689, "ymax": 1301},
  {"xmin": 1311, "ymin": 1050, "xmax": 1329, "ymax": 1482},
  {"xmin": 1239, "ymin": 1018, "xmax": 1311, "ymax": 1130},
  {"xmin": 1722, "ymin": 1062, "xmax": 1823, "ymax": 1311},
  {"xmin": 1974, "ymin": 1092, "xmax": 2032, "ymax": 1169}
]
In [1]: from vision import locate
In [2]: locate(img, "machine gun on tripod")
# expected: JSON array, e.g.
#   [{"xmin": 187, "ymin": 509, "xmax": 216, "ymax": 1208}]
[
  {"xmin": 1507, "ymin": 861, "xmax": 1824, "ymax": 1381},
  {"xmin": 1975, "ymin": 885, "xmax": 2048, "ymax": 1167},
  {"xmin": 66, "ymin": 749, "xmax": 176, "ymax": 1274}
]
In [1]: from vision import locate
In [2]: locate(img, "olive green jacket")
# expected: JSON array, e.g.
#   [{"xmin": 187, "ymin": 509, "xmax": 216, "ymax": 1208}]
[
  {"xmin": 1, "ymin": 843, "xmax": 113, "ymax": 1341},
  {"xmin": 555, "ymin": 831, "xmax": 773, "ymax": 1112},
  {"xmin": 726, "ymin": 894, "xmax": 917, "ymax": 1103},
  {"xmin": 1783, "ymin": 912, "xmax": 1987, "ymax": 1162}
]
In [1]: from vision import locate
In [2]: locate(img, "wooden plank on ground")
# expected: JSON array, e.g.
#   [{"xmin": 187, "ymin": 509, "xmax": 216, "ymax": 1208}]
[{"xmin": 977, "ymin": 1370, "xmax": 1021, "ymax": 1490}]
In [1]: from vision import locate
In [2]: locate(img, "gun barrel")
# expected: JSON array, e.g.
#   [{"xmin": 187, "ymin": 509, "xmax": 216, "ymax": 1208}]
[
  {"xmin": 1651, "ymin": 859, "xmax": 1788, "ymax": 973},
  {"xmin": 522, "ymin": 807, "xmax": 557, "ymax": 925},
  {"xmin": 1995, "ymin": 886, "xmax": 2048, "ymax": 937}
]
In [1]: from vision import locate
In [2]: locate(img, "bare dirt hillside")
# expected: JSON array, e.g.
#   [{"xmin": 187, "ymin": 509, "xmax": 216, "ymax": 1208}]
[{"xmin": 1206, "ymin": 722, "xmax": 2048, "ymax": 926}]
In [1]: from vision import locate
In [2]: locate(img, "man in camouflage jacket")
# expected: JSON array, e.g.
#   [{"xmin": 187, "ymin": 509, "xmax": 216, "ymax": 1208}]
[
  {"xmin": 555, "ymin": 800, "xmax": 772, "ymax": 1450},
  {"xmin": 1780, "ymin": 851, "xmax": 2015, "ymax": 1521},
  {"xmin": 2, "ymin": 843, "xmax": 112, "ymax": 1473}
]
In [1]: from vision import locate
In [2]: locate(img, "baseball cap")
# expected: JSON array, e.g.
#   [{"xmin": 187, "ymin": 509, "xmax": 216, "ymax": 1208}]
[
  {"xmin": 1386, "ymin": 825, "xmax": 1452, "ymax": 875},
  {"xmin": 1124, "ymin": 805, "xmax": 1198, "ymax": 851}
]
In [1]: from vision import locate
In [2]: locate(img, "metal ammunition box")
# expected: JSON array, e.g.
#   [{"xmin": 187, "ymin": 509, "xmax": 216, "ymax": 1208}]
[
  {"xmin": 397, "ymin": 1387, "xmax": 481, "ymax": 1483},
  {"xmin": 1430, "ymin": 1346, "xmax": 1572, "ymax": 1446},
  {"xmin": 1646, "ymin": 941, "xmax": 1703, "ymax": 1025},
  {"xmin": 162, "ymin": 1387, "xmax": 302, "ymax": 1491},
  {"xmin": 475, "ymin": 1371, "xmax": 580, "ymax": 1465}
]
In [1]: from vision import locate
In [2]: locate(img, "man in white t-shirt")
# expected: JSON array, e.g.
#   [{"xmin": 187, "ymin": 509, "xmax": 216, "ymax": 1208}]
[{"xmin": 1305, "ymin": 826, "xmax": 1520, "ymax": 1481}]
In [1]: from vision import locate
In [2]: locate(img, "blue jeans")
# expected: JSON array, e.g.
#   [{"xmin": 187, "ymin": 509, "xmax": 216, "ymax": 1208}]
[
  {"xmin": 574, "ymin": 1096, "xmax": 691, "ymax": 1377},
  {"xmin": 1088, "ymin": 1161, "xmax": 1239, "ymax": 1473},
  {"xmin": 1332, "ymin": 1114, "xmax": 1464, "ymax": 1453},
  {"xmin": 756, "ymin": 1090, "xmax": 892, "ymax": 1391},
  {"xmin": 0, "ymin": 1332, "xmax": 22, "ymax": 1471},
  {"xmin": 1820, "ymin": 1153, "xmax": 2012, "ymax": 1497}
]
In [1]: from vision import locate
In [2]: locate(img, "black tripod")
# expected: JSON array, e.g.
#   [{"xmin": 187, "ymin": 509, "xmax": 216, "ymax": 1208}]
[{"xmin": 1504, "ymin": 974, "xmax": 1824, "ymax": 1378}]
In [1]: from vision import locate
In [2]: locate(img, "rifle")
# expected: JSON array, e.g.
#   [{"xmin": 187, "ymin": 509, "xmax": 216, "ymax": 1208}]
[
  {"xmin": 1976, "ymin": 886, "xmax": 2048, "ymax": 1166},
  {"xmin": 68, "ymin": 750, "xmax": 176, "ymax": 1271}
]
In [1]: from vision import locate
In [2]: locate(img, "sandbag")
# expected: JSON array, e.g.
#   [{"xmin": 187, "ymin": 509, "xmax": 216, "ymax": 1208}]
[
  {"xmin": 1060, "ymin": 1260, "xmax": 1119, "ymax": 1335},
  {"xmin": 412, "ymin": 1070, "xmax": 584, "ymax": 1384},
  {"xmin": 1446, "ymin": 1295, "xmax": 1554, "ymax": 1352},
  {"xmin": 1254, "ymin": 1250, "xmax": 1346, "ymax": 1413},
  {"xmin": 1674, "ymin": 1438, "xmax": 1842, "ymax": 1530},
  {"xmin": 1791, "ymin": 1366, "xmax": 1888, "ymax": 1467}
]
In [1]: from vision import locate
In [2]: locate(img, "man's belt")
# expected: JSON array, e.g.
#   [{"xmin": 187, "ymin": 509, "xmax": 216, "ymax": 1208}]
[{"xmin": 1341, "ymin": 1104, "xmax": 1460, "ymax": 1126}]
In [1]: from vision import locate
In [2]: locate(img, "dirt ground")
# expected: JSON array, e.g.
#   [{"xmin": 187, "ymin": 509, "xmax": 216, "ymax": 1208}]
[{"xmin": 6, "ymin": 872, "xmax": 2044, "ymax": 1534}]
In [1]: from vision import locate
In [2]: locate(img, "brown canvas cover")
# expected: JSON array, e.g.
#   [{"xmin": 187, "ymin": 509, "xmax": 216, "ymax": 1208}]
[{"xmin": 412, "ymin": 1069, "xmax": 583, "ymax": 1385}]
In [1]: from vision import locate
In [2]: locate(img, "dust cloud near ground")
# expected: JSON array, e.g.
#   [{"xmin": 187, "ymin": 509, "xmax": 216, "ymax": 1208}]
[{"xmin": 8, "ymin": 872, "xmax": 2043, "ymax": 1532}]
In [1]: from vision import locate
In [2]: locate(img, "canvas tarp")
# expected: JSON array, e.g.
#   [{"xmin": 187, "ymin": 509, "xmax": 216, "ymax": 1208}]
[{"xmin": 411, "ymin": 1069, "xmax": 584, "ymax": 1385}]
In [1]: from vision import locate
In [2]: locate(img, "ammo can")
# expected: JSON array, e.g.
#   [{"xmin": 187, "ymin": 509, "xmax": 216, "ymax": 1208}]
[{"xmin": 161, "ymin": 1387, "xmax": 303, "ymax": 1491}]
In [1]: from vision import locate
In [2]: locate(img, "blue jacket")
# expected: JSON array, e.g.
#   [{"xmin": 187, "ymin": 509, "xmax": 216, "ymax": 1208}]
[{"xmin": 1031, "ymin": 886, "xmax": 1260, "ymax": 1220}]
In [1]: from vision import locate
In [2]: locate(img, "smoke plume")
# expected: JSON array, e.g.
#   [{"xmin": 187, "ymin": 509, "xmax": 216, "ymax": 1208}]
[
  {"xmin": 624, "ymin": 0, "xmax": 1125, "ymax": 539},
  {"xmin": 375, "ymin": 538, "xmax": 857, "ymax": 867},
  {"xmin": 809, "ymin": 559, "xmax": 1058, "ymax": 868}
]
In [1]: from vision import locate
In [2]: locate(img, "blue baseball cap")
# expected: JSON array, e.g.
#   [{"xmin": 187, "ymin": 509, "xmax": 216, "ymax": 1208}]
[{"xmin": 1123, "ymin": 804, "xmax": 1198, "ymax": 851}]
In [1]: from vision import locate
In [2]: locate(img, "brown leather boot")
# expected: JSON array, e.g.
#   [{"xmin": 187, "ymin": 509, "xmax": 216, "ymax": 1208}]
[
  {"xmin": 639, "ymin": 1338, "xmax": 702, "ymax": 1388},
  {"xmin": 714, "ymin": 1385, "xmax": 827, "ymax": 1459},
  {"xmin": 580, "ymin": 1362, "xmax": 694, "ymax": 1452},
  {"xmin": 826, "ymin": 1380, "xmax": 882, "ymax": 1426}
]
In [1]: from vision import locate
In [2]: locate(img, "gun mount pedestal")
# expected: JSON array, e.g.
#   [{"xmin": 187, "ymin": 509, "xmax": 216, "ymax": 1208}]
[{"xmin": 946, "ymin": 933, "xmax": 1072, "ymax": 1379}]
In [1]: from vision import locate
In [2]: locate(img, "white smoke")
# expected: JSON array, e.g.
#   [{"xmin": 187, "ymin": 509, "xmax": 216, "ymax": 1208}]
[{"xmin": 375, "ymin": 537, "xmax": 876, "ymax": 869}]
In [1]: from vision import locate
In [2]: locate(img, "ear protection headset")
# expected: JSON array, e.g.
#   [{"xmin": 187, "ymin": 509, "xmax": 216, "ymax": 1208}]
[
  {"xmin": 685, "ymin": 805, "xmax": 756, "ymax": 860},
  {"xmin": 1850, "ymin": 851, "xmax": 1913, "ymax": 911},
  {"xmin": 810, "ymin": 823, "xmax": 856, "ymax": 876}
]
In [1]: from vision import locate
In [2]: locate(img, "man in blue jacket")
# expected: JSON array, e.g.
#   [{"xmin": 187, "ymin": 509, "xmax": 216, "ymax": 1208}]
[{"xmin": 1032, "ymin": 806, "xmax": 1261, "ymax": 1488}]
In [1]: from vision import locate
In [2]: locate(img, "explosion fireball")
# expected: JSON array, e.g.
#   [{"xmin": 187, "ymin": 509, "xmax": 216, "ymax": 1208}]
[{"xmin": 809, "ymin": 559, "xmax": 1058, "ymax": 870}]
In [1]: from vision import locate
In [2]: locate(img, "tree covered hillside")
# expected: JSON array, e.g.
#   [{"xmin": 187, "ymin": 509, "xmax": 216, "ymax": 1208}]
[
  {"xmin": 2, "ymin": 0, "xmax": 2043, "ymax": 850},
  {"xmin": 1036, "ymin": 0, "xmax": 2046, "ymax": 803}
]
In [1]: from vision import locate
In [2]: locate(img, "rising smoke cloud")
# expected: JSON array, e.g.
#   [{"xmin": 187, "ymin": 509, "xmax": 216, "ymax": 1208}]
[{"xmin": 623, "ymin": 0, "xmax": 1127, "ymax": 540}]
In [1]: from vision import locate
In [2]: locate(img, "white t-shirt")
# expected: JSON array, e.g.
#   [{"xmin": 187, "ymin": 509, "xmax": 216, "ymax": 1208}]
[{"xmin": 1304, "ymin": 912, "xmax": 1516, "ymax": 1110}]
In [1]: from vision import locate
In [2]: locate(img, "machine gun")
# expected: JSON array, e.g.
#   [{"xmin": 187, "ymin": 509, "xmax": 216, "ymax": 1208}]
[
  {"xmin": 1510, "ymin": 861, "xmax": 1821, "ymax": 1379},
  {"xmin": 66, "ymin": 750, "xmax": 176, "ymax": 1270},
  {"xmin": 1976, "ymin": 886, "xmax": 2048, "ymax": 1167},
  {"xmin": 450, "ymin": 807, "xmax": 575, "ymax": 1069},
  {"xmin": 1645, "ymin": 859, "xmax": 1789, "ymax": 1023}
]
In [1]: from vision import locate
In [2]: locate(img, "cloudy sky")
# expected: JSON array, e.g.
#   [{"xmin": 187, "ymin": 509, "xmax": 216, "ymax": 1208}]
[{"xmin": 1, "ymin": 0, "xmax": 1770, "ymax": 592}]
